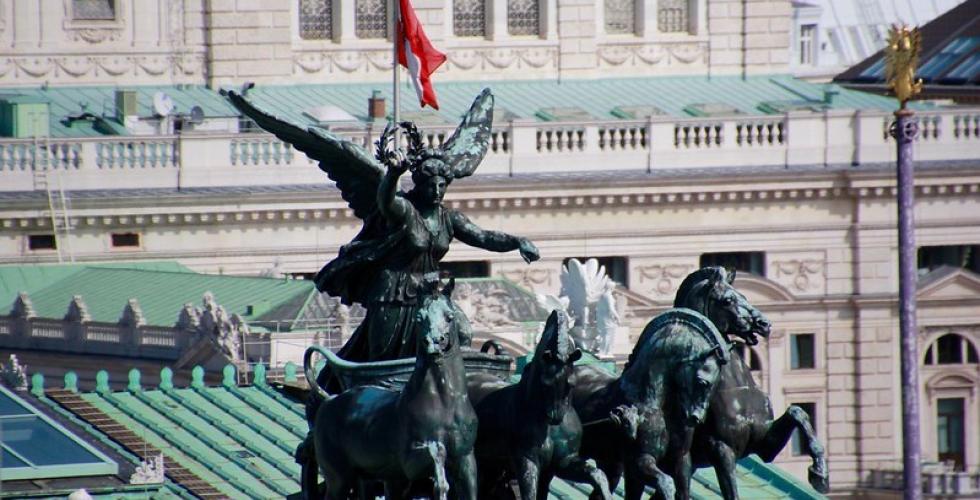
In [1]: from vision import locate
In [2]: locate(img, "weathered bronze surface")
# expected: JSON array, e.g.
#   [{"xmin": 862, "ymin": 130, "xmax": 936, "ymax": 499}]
[{"xmin": 468, "ymin": 310, "xmax": 610, "ymax": 500}]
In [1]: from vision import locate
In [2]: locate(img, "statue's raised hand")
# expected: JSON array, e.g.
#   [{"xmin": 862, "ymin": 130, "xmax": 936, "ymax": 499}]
[
  {"xmin": 518, "ymin": 238, "xmax": 540, "ymax": 263},
  {"xmin": 376, "ymin": 122, "xmax": 409, "ymax": 175}
]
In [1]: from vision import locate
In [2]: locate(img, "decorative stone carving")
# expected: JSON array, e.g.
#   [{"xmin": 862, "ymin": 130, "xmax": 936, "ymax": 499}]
[
  {"xmin": 501, "ymin": 267, "xmax": 555, "ymax": 291},
  {"xmin": 64, "ymin": 295, "xmax": 92, "ymax": 323},
  {"xmin": 2, "ymin": 54, "xmax": 205, "ymax": 82},
  {"xmin": 129, "ymin": 454, "xmax": 165, "ymax": 484},
  {"xmin": 771, "ymin": 256, "xmax": 825, "ymax": 294},
  {"xmin": 119, "ymin": 298, "xmax": 146, "ymax": 327},
  {"xmin": 597, "ymin": 42, "xmax": 707, "ymax": 68},
  {"xmin": 0, "ymin": 354, "xmax": 28, "ymax": 390},
  {"xmin": 294, "ymin": 47, "xmax": 558, "ymax": 75},
  {"xmin": 11, "ymin": 293, "xmax": 36, "ymax": 319},
  {"xmin": 636, "ymin": 263, "xmax": 694, "ymax": 299},
  {"xmin": 537, "ymin": 259, "xmax": 621, "ymax": 354},
  {"xmin": 177, "ymin": 292, "xmax": 248, "ymax": 362},
  {"xmin": 453, "ymin": 282, "xmax": 516, "ymax": 330}
]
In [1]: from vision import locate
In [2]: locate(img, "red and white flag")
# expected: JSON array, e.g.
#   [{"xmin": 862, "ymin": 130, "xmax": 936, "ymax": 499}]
[{"xmin": 397, "ymin": 0, "xmax": 446, "ymax": 109}]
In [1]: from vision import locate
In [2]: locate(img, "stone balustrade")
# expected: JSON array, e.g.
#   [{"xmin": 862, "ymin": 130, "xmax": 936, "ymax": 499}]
[
  {"xmin": 0, "ymin": 315, "xmax": 193, "ymax": 360},
  {"xmin": 2, "ymin": 107, "xmax": 979, "ymax": 192},
  {"xmin": 868, "ymin": 468, "xmax": 980, "ymax": 497}
]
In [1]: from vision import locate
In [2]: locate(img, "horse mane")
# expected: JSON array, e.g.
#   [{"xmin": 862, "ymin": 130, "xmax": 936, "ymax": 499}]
[
  {"xmin": 620, "ymin": 323, "xmax": 705, "ymax": 397},
  {"xmin": 673, "ymin": 266, "xmax": 725, "ymax": 307}
]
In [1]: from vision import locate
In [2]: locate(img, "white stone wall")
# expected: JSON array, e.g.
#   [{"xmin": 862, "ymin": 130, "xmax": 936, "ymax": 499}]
[{"xmin": 1, "ymin": 0, "xmax": 792, "ymax": 87}]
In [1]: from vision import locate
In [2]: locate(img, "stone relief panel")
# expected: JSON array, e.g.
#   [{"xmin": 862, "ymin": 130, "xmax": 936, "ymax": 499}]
[
  {"xmin": 768, "ymin": 251, "xmax": 826, "ymax": 296},
  {"xmin": 633, "ymin": 260, "xmax": 696, "ymax": 301},
  {"xmin": 499, "ymin": 266, "xmax": 557, "ymax": 295},
  {"xmin": 597, "ymin": 41, "xmax": 708, "ymax": 71}
]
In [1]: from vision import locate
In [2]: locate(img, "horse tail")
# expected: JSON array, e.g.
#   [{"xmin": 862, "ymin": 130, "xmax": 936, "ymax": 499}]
[{"xmin": 304, "ymin": 345, "xmax": 335, "ymax": 406}]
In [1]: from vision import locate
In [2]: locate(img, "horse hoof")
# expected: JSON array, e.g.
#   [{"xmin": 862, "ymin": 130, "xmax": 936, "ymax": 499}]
[{"xmin": 808, "ymin": 467, "xmax": 830, "ymax": 493}]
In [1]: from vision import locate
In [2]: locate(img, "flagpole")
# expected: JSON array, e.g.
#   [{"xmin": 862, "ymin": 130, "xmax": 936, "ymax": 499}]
[{"xmin": 392, "ymin": 0, "xmax": 401, "ymax": 144}]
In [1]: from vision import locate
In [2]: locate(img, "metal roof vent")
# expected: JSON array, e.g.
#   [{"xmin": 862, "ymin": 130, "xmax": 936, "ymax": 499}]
[
  {"xmin": 303, "ymin": 105, "xmax": 358, "ymax": 127},
  {"xmin": 534, "ymin": 107, "xmax": 594, "ymax": 122},
  {"xmin": 610, "ymin": 105, "xmax": 667, "ymax": 119},
  {"xmin": 683, "ymin": 103, "xmax": 745, "ymax": 117}
]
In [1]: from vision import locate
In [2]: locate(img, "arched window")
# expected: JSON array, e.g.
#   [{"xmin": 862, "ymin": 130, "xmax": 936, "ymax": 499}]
[
  {"xmin": 658, "ymin": 0, "xmax": 689, "ymax": 33},
  {"xmin": 454, "ymin": 0, "xmax": 486, "ymax": 37},
  {"xmin": 924, "ymin": 333, "xmax": 979, "ymax": 365},
  {"xmin": 732, "ymin": 341, "xmax": 762, "ymax": 371},
  {"xmin": 508, "ymin": 0, "xmax": 540, "ymax": 36},
  {"xmin": 355, "ymin": 0, "xmax": 387, "ymax": 39},
  {"xmin": 604, "ymin": 0, "xmax": 636, "ymax": 35},
  {"xmin": 299, "ymin": 0, "xmax": 333, "ymax": 40}
]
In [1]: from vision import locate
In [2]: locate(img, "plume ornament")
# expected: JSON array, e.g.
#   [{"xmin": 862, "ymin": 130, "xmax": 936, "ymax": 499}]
[{"xmin": 884, "ymin": 24, "xmax": 923, "ymax": 109}]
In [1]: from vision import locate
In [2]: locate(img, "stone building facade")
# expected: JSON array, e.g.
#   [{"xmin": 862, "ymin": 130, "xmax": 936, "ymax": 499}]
[{"xmin": 2, "ymin": 0, "xmax": 980, "ymax": 496}]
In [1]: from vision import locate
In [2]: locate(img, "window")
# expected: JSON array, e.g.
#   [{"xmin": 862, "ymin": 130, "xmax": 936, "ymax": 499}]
[
  {"xmin": 918, "ymin": 245, "xmax": 980, "ymax": 276},
  {"xmin": 658, "ymin": 0, "xmax": 689, "ymax": 33},
  {"xmin": 440, "ymin": 261, "xmax": 490, "ymax": 279},
  {"xmin": 73, "ymin": 0, "xmax": 115, "ymax": 20},
  {"xmin": 699, "ymin": 251, "xmax": 765, "ymax": 277},
  {"xmin": 790, "ymin": 333, "xmax": 816, "ymax": 369},
  {"xmin": 508, "ymin": 0, "xmax": 540, "ymax": 36},
  {"xmin": 355, "ymin": 0, "xmax": 387, "ymax": 39},
  {"xmin": 299, "ymin": 0, "xmax": 333, "ymax": 40},
  {"xmin": 791, "ymin": 402, "xmax": 817, "ymax": 456},
  {"xmin": 937, "ymin": 398, "xmax": 966, "ymax": 471},
  {"xmin": 799, "ymin": 24, "xmax": 816, "ymax": 65},
  {"xmin": 924, "ymin": 333, "xmax": 979, "ymax": 365},
  {"xmin": 563, "ymin": 256, "xmax": 629, "ymax": 287},
  {"xmin": 454, "ymin": 0, "xmax": 486, "ymax": 37},
  {"xmin": 111, "ymin": 232, "xmax": 140, "ymax": 248},
  {"xmin": 28, "ymin": 234, "xmax": 57, "ymax": 251},
  {"xmin": 604, "ymin": 0, "xmax": 635, "ymax": 35}
]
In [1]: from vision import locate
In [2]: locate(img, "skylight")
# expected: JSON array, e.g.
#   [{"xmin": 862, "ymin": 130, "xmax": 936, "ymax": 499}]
[
  {"xmin": 0, "ymin": 385, "xmax": 118, "ymax": 480},
  {"xmin": 919, "ymin": 37, "xmax": 980, "ymax": 81}
]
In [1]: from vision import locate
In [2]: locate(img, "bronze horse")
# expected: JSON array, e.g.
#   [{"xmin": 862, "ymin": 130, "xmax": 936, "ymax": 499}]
[
  {"xmin": 468, "ymin": 310, "xmax": 610, "ymax": 500},
  {"xmin": 301, "ymin": 280, "xmax": 478, "ymax": 500},
  {"xmin": 572, "ymin": 306, "xmax": 731, "ymax": 500},
  {"xmin": 673, "ymin": 267, "xmax": 830, "ymax": 499}
]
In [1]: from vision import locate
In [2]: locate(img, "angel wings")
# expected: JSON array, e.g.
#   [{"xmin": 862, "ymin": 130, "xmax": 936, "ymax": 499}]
[{"xmin": 224, "ymin": 87, "xmax": 496, "ymax": 219}]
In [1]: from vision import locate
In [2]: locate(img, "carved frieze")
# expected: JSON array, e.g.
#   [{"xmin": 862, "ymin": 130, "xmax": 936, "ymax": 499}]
[
  {"xmin": 500, "ymin": 267, "xmax": 555, "ymax": 292},
  {"xmin": 1, "ymin": 54, "xmax": 205, "ymax": 81},
  {"xmin": 597, "ymin": 41, "xmax": 707, "ymax": 68},
  {"xmin": 294, "ymin": 46, "xmax": 558, "ymax": 75},
  {"xmin": 636, "ymin": 263, "xmax": 695, "ymax": 299},
  {"xmin": 769, "ymin": 252, "xmax": 826, "ymax": 295}
]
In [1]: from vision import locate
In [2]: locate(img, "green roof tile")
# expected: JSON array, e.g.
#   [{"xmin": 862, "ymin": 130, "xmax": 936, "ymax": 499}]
[
  {"xmin": 2, "ymin": 75, "xmax": 918, "ymax": 138},
  {"xmin": 3, "ymin": 263, "xmax": 314, "ymax": 326}
]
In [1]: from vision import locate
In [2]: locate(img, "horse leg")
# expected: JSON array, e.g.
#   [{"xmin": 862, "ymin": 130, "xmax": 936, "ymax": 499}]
[
  {"xmin": 535, "ymin": 469, "xmax": 554, "ymax": 500},
  {"xmin": 751, "ymin": 405, "xmax": 830, "ymax": 493},
  {"xmin": 706, "ymin": 438, "xmax": 739, "ymax": 500},
  {"xmin": 632, "ymin": 454, "xmax": 676, "ymax": 500},
  {"xmin": 667, "ymin": 452, "xmax": 692, "ymax": 500},
  {"xmin": 448, "ymin": 452, "xmax": 479, "ymax": 500},
  {"xmin": 592, "ymin": 459, "xmax": 622, "ymax": 500},
  {"xmin": 513, "ymin": 455, "xmax": 540, "ymax": 500},
  {"xmin": 555, "ymin": 457, "xmax": 611, "ymax": 500}
]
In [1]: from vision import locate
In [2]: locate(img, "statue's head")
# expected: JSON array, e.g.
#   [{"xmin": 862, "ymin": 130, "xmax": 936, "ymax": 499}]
[
  {"xmin": 529, "ymin": 310, "xmax": 582, "ymax": 424},
  {"xmin": 675, "ymin": 267, "xmax": 771, "ymax": 345},
  {"xmin": 674, "ymin": 348, "xmax": 723, "ymax": 426}
]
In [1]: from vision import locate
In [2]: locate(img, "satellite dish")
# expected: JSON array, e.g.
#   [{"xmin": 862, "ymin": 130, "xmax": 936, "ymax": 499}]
[
  {"xmin": 152, "ymin": 92, "xmax": 174, "ymax": 117},
  {"xmin": 189, "ymin": 105, "xmax": 205, "ymax": 124}
]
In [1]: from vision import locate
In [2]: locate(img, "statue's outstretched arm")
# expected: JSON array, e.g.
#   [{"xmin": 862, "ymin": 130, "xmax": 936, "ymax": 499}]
[{"xmin": 450, "ymin": 210, "xmax": 540, "ymax": 263}]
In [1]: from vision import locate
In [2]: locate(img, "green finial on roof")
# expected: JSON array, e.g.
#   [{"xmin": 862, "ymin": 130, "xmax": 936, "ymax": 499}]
[
  {"xmin": 160, "ymin": 367, "xmax": 174, "ymax": 390},
  {"xmin": 64, "ymin": 371, "xmax": 78, "ymax": 392},
  {"xmin": 127, "ymin": 368, "xmax": 141, "ymax": 392},
  {"xmin": 222, "ymin": 364, "xmax": 236, "ymax": 387},
  {"xmin": 284, "ymin": 361, "xmax": 297, "ymax": 382},
  {"xmin": 31, "ymin": 373, "xmax": 44, "ymax": 397},
  {"xmin": 96, "ymin": 370, "xmax": 110, "ymax": 393},
  {"xmin": 254, "ymin": 363, "xmax": 267, "ymax": 386},
  {"xmin": 191, "ymin": 366, "xmax": 205, "ymax": 388}
]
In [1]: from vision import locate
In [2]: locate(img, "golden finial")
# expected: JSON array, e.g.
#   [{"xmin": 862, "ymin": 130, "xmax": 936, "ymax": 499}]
[{"xmin": 884, "ymin": 24, "xmax": 923, "ymax": 109}]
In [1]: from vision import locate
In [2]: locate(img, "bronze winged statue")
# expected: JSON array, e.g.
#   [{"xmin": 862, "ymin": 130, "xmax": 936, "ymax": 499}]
[{"xmin": 225, "ymin": 88, "xmax": 540, "ymax": 367}]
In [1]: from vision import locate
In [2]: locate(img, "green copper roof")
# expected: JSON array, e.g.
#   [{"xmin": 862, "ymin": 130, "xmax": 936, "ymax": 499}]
[
  {"xmin": 1, "ymin": 262, "xmax": 314, "ymax": 326},
  {"xmin": 31, "ymin": 364, "xmax": 826, "ymax": 500},
  {"xmin": 2, "ymin": 75, "xmax": 918, "ymax": 138},
  {"xmin": 0, "ymin": 261, "xmax": 193, "ymax": 302}
]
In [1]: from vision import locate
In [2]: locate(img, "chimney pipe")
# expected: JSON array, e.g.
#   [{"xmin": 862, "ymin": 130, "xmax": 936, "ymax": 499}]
[{"xmin": 368, "ymin": 90, "xmax": 385, "ymax": 120}]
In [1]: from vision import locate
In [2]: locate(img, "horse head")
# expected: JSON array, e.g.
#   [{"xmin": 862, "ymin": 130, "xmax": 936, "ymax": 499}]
[
  {"xmin": 674, "ymin": 266, "xmax": 771, "ymax": 346},
  {"xmin": 624, "ymin": 309, "xmax": 729, "ymax": 427},
  {"xmin": 527, "ymin": 309, "xmax": 582, "ymax": 424},
  {"xmin": 417, "ymin": 277, "xmax": 460, "ymax": 357}
]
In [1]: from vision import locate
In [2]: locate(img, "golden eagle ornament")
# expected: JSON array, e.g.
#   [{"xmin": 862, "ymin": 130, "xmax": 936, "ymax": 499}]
[{"xmin": 884, "ymin": 24, "xmax": 923, "ymax": 109}]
